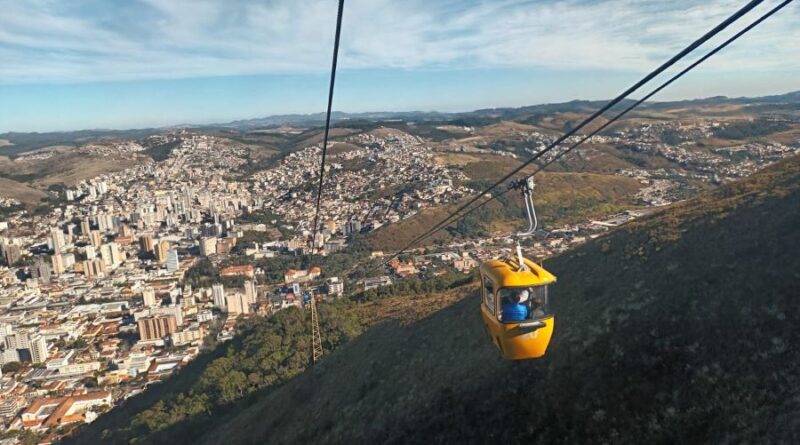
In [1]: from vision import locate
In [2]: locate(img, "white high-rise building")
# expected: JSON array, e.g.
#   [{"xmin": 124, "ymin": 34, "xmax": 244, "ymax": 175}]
[
  {"xmin": 211, "ymin": 284, "xmax": 226, "ymax": 309},
  {"xmin": 29, "ymin": 334, "xmax": 47, "ymax": 364},
  {"xmin": 62, "ymin": 253, "xmax": 76, "ymax": 269},
  {"xmin": 0, "ymin": 323, "xmax": 12, "ymax": 338},
  {"xmin": 50, "ymin": 228, "xmax": 65, "ymax": 254},
  {"xmin": 199, "ymin": 237, "xmax": 217, "ymax": 257},
  {"xmin": 166, "ymin": 249, "xmax": 180, "ymax": 272},
  {"xmin": 244, "ymin": 280, "xmax": 257, "ymax": 305},
  {"xmin": 142, "ymin": 287, "xmax": 157, "ymax": 308},
  {"xmin": 5, "ymin": 332, "xmax": 26, "ymax": 350},
  {"xmin": 85, "ymin": 246, "xmax": 97, "ymax": 260},
  {"xmin": 225, "ymin": 293, "xmax": 249, "ymax": 315},
  {"xmin": 111, "ymin": 242, "xmax": 124, "ymax": 264},
  {"xmin": 100, "ymin": 243, "xmax": 123, "ymax": 267},
  {"xmin": 5, "ymin": 332, "xmax": 48, "ymax": 364},
  {"xmin": 51, "ymin": 254, "xmax": 65, "ymax": 275},
  {"xmin": 1, "ymin": 349, "xmax": 19, "ymax": 364},
  {"xmin": 97, "ymin": 214, "xmax": 115, "ymax": 232},
  {"xmin": 80, "ymin": 218, "xmax": 91, "ymax": 237},
  {"xmin": 327, "ymin": 277, "xmax": 344, "ymax": 296}
]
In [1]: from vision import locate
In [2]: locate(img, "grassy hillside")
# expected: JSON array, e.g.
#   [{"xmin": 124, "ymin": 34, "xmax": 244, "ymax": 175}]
[
  {"xmin": 193, "ymin": 155, "xmax": 800, "ymax": 444},
  {"xmin": 370, "ymin": 170, "xmax": 642, "ymax": 250},
  {"xmin": 0, "ymin": 152, "xmax": 145, "ymax": 204},
  {"xmin": 0, "ymin": 129, "xmax": 161, "ymax": 157},
  {"xmin": 0, "ymin": 177, "xmax": 48, "ymax": 204}
]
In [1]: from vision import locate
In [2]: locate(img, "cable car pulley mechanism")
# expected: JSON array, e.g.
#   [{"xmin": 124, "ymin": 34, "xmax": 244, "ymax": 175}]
[{"xmin": 509, "ymin": 176, "xmax": 538, "ymax": 272}]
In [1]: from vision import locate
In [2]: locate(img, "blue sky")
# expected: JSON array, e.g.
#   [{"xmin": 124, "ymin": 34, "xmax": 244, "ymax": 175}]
[{"xmin": 0, "ymin": 0, "xmax": 798, "ymax": 132}]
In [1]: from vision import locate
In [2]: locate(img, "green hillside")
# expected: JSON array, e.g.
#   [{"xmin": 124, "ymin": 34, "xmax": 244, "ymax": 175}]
[
  {"xmin": 69, "ymin": 155, "xmax": 800, "ymax": 444},
  {"xmin": 198, "ymin": 155, "xmax": 800, "ymax": 444}
]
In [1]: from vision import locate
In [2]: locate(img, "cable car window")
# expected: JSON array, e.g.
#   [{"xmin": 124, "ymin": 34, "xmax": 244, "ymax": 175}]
[
  {"xmin": 482, "ymin": 277, "xmax": 495, "ymax": 315},
  {"xmin": 497, "ymin": 286, "xmax": 550, "ymax": 323},
  {"xmin": 529, "ymin": 285, "xmax": 549, "ymax": 319}
]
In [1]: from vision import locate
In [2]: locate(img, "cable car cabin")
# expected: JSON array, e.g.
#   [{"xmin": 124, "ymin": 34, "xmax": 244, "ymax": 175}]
[{"xmin": 479, "ymin": 257, "xmax": 557, "ymax": 360}]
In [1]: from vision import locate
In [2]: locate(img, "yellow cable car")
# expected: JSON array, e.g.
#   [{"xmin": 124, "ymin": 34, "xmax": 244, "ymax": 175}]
[
  {"xmin": 479, "ymin": 176, "xmax": 558, "ymax": 360},
  {"xmin": 479, "ymin": 257, "xmax": 556, "ymax": 360}
]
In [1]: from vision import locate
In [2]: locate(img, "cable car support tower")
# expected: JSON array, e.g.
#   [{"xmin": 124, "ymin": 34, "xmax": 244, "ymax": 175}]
[{"xmin": 311, "ymin": 292, "xmax": 323, "ymax": 364}]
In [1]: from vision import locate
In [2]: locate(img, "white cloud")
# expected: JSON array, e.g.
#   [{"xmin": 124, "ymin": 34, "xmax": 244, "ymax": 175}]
[{"xmin": 0, "ymin": 0, "xmax": 797, "ymax": 83}]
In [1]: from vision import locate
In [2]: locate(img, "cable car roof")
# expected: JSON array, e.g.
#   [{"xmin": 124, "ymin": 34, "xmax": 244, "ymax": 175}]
[{"xmin": 480, "ymin": 257, "xmax": 557, "ymax": 288}]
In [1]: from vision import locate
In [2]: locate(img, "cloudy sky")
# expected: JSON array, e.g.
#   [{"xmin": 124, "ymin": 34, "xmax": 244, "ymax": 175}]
[{"xmin": 1, "ymin": 0, "xmax": 798, "ymax": 132}]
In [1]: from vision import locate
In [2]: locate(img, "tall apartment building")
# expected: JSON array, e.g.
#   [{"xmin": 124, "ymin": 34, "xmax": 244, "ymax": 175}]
[
  {"xmin": 29, "ymin": 334, "xmax": 48, "ymax": 364},
  {"xmin": 100, "ymin": 242, "xmax": 123, "ymax": 267},
  {"xmin": 31, "ymin": 256, "xmax": 52, "ymax": 284},
  {"xmin": 139, "ymin": 235, "xmax": 155, "ymax": 256},
  {"xmin": 51, "ymin": 254, "xmax": 65, "ymax": 275},
  {"xmin": 211, "ymin": 283, "xmax": 226, "ymax": 309},
  {"xmin": 199, "ymin": 237, "xmax": 217, "ymax": 257},
  {"xmin": 152, "ymin": 305, "xmax": 184, "ymax": 326},
  {"xmin": 89, "ymin": 230, "xmax": 103, "ymax": 248},
  {"xmin": 142, "ymin": 287, "xmax": 157, "ymax": 308},
  {"xmin": 344, "ymin": 220, "xmax": 362, "ymax": 236},
  {"xmin": 155, "ymin": 240, "xmax": 170, "ymax": 263},
  {"xmin": 3, "ymin": 244, "xmax": 21, "ymax": 266},
  {"xmin": 244, "ymin": 280, "xmax": 257, "ymax": 305},
  {"xmin": 166, "ymin": 249, "xmax": 179, "ymax": 272},
  {"xmin": 225, "ymin": 293, "xmax": 249, "ymax": 315},
  {"xmin": 118, "ymin": 224, "xmax": 133, "ymax": 237},
  {"xmin": 82, "ymin": 259, "xmax": 107, "ymax": 280},
  {"xmin": 5, "ymin": 332, "xmax": 48, "ymax": 364},
  {"xmin": 80, "ymin": 218, "xmax": 91, "ymax": 237},
  {"xmin": 49, "ymin": 228, "xmax": 66, "ymax": 254},
  {"xmin": 137, "ymin": 315, "xmax": 177, "ymax": 341}
]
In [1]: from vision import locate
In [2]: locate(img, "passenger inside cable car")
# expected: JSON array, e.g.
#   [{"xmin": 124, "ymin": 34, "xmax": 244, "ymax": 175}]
[
  {"xmin": 498, "ymin": 286, "xmax": 549, "ymax": 323},
  {"xmin": 500, "ymin": 289, "xmax": 528, "ymax": 322}
]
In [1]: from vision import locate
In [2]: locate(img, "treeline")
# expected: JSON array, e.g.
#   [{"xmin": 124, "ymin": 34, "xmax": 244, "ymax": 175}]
[
  {"xmin": 447, "ymin": 180, "xmax": 520, "ymax": 238},
  {"xmin": 143, "ymin": 140, "xmax": 181, "ymax": 162},
  {"xmin": 357, "ymin": 270, "xmax": 477, "ymax": 302},
  {"xmin": 183, "ymin": 259, "xmax": 245, "ymax": 289},
  {"xmin": 184, "ymin": 233, "xmax": 373, "ymax": 290}
]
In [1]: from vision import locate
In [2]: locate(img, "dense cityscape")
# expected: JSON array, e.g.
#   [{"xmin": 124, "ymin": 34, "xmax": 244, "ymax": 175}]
[{"xmin": 0, "ymin": 112, "xmax": 795, "ymax": 442}]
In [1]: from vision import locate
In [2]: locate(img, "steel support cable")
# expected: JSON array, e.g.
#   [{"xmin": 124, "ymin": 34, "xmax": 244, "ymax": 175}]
[
  {"xmin": 380, "ymin": 0, "xmax": 776, "ymax": 266},
  {"xmin": 527, "ymin": 0, "xmax": 794, "ymax": 182},
  {"xmin": 309, "ymin": 0, "xmax": 345, "ymax": 267},
  {"xmin": 395, "ymin": 0, "xmax": 795, "ymax": 255}
]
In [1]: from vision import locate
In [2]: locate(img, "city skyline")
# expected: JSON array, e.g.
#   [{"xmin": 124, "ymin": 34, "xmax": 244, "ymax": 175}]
[{"xmin": 1, "ymin": 0, "xmax": 799, "ymax": 132}]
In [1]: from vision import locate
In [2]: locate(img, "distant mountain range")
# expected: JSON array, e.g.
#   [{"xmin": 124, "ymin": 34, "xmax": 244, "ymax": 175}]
[
  {"xmin": 2, "ymin": 91, "xmax": 798, "ymax": 150},
  {"xmin": 213, "ymin": 90, "xmax": 800, "ymax": 130}
]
